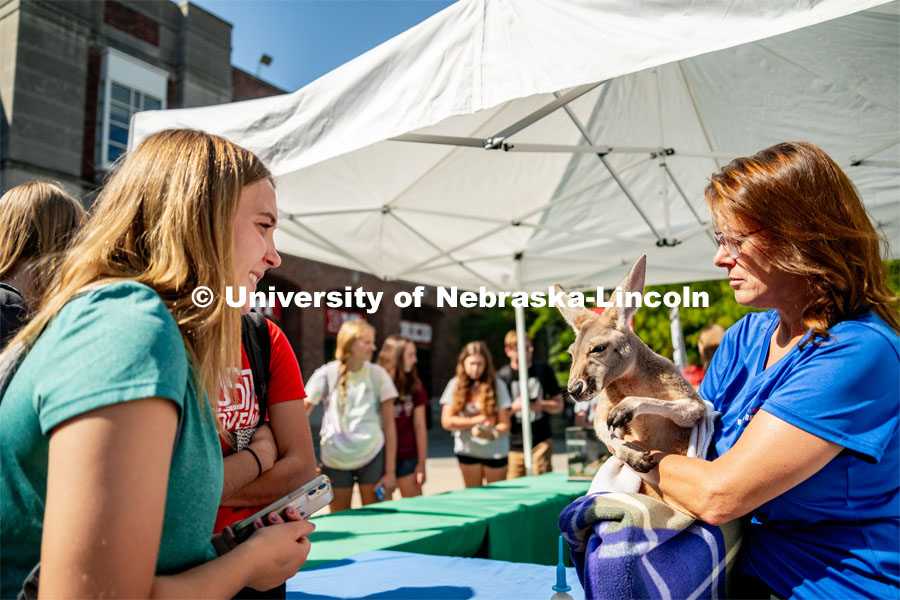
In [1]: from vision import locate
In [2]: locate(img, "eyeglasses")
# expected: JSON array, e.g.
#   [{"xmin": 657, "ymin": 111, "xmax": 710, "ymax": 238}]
[{"xmin": 713, "ymin": 229, "xmax": 761, "ymax": 259}]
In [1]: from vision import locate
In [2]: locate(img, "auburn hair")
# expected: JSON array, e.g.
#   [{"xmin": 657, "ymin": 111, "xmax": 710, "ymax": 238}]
[
  {"xmin": 376, "ymin": 334, "xmax": 421, "ymax": 397},
  {"xmin": 451, "ymin": 340, "xmax": 498, "ymax": 417},
  {"xmin": 0, "ymin": 181, "xmax": 86, "ymax": 303},
  {"xmin": 705, "ymin": 141, "xmax": 899, "ymax": 344},
  {"xmin": 3, "ymin": 129, "xmax": 272, "ymax": 426}
]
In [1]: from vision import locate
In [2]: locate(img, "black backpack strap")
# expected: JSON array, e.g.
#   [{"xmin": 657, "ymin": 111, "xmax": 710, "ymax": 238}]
[{"xmin": 240, "ymin": 311, "xmax": 271, "ymax": 422}]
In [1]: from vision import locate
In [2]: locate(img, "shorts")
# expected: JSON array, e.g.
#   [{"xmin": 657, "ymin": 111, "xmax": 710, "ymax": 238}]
[
  {"xmin": 507, "ymin": 438, "xmax": 554, "ymax": 478},
  {"xmin": 322, "ymin": 448, "xmax": 385, "ymax": 488},
  {"xmin": 396, "ymin": 456, "xmax": 418, "ymax": 478},
  {"xmin": 455, "ymin": 453, "xmax": 508, "ymax": 469}
]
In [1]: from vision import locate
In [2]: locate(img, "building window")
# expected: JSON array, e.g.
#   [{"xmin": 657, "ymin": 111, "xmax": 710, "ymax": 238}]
[{"xmin": 97, "ymin": 48, "xmax": 167, "ymax": 170}]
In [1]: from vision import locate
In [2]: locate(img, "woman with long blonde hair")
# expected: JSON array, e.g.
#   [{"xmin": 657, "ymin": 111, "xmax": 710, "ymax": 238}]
[
  {"xmin": 305, "ymin": 320, "xmax": 398, "ymax": 512},
  {"xmin": 376, "ymin": 335, "xmax": 428, "ymax": 497},
  {"xmin": 440, "ymin": 341, "xmax": 512, "ymax": 487},
  {"xmin": 0, "ymin": 181, "xmax": 85, "ymax": 346},
  {"xmin": 0, "ymin": 129, "xmax": 313, "ymax": 599}
]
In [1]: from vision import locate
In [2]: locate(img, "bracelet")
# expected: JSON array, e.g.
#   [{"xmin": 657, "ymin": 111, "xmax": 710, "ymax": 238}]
[{"xmin": 245, "ymin": 447, "xmax": 263, "ymax": 478}]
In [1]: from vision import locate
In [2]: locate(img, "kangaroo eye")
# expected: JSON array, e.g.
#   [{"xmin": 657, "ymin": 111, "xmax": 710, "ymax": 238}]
[{"xmin": 591, "ymin": 345, "xmax": 606, "ymax": 354}]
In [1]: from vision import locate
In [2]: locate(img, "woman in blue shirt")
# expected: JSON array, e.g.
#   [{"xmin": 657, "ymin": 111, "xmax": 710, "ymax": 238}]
[{"xmin": 635, "ymin": 142, "xmax": 899, "ymax": 599}]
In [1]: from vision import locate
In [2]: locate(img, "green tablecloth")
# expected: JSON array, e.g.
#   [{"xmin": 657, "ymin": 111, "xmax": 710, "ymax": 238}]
[{"xmin": 304, "ymin": 473, "xmax": 590, "ymax": 569}]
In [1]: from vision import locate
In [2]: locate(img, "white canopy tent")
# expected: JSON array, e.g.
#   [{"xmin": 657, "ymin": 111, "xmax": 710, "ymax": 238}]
[{"xmin": 132, "ymin": 0, "xmax": 899, "ymax": 472}]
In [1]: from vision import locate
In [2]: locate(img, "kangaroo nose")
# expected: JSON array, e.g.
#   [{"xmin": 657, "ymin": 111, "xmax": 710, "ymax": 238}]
[{"xmin": 568, "ymin": 380, "xmax": 585, "ymax": 397}]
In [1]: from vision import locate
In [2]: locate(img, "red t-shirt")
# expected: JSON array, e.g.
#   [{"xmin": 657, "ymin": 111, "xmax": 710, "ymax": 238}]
[
  {"xmin": 214, "ymin": 319, "xmax": 305, "ymax": 532},
  {"xmin": 394, "ymin": 385, "xmax": 428, "ymax": 460}
]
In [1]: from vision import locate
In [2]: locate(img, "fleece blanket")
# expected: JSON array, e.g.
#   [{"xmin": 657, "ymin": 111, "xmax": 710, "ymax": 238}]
[{"xmin": 559, "ymin": 492, "xmax": 743, "ymax": 600}]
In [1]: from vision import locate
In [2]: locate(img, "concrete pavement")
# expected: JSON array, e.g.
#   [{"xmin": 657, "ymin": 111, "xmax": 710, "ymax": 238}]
[{"xmin": 348, "ymin": 426, "xmax": 570, "ymax": 508}]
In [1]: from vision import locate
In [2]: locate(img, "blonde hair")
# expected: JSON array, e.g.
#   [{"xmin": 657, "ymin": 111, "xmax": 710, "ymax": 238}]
[
  {"xmin": 697, "ymin": 324, "xmax": 725, "ymax": 370},
  {"xmin": 451, "ymin": 341, "xmax": 497, "ymax": 417},
  {"xmin": 4, "ymin": 129, "xmax": 272, "ymax": 420},
  {"xmin": 334, "ymin": 320, "xmax": 376, "ymax": 413},
  {"xmin": 706, "ymin": 141, "xmax": 899, "ymax": 343},
  {"xmin": 0, "ymin": 181, "xmax": 86, "ymax": 302},
  {"xmin": 504, "ymin": 329, "xmax": 531, "ymax": 349}
]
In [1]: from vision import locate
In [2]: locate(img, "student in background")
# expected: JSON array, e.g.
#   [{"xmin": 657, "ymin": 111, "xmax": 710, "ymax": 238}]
[
  {"xmin": 497, "ymin": 331, "xmax": 563, "ymax": 478},
  {"xmin": 376, "ymin": 335, "xmax": 428, "ymax": 497},
  {"xmin": 685, "ymin": 324, "xmax": 726, "ymax": 388},
  {"xmin": 0, "ymin": 181, "xmax": 85, "ymax": 347},
  {"xmin": 305, "ymin": 320, "xmax": 398, "ymax": 512},
  {"xmin": 440, "ymin": 341, "xmax": 512, "ymax": 487}
]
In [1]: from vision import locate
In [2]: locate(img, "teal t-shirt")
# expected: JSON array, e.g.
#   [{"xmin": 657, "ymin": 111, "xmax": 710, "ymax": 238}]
[{"xmin": 0, "ymin": 281, "xmax": 223, "ymax": 598}]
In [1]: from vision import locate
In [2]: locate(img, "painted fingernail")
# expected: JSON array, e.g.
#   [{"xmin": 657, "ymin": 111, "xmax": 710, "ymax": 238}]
[
  {"xmin": 285, "ymin": 506, "xmax": 297, "ymax": 516},
  {"xmin": 254, "ymin": 518, "xmax": 264, "ymax": 529},
  {"xmin": 223, "ymin": 526, "xmax": 233, "ymax": 537},
  {"xmin": 269, "ymin": 512, "xmax": 281, "ymax": 523},
  {"xmin": 310, "ymin": 522, "xmax": 316, "ymax": 531}
]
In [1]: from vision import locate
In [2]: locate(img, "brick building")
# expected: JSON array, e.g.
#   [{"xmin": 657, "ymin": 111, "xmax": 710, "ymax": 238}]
[{"xmin": 0, "ymin": 0, "xmax": 471, "ymax": 422}]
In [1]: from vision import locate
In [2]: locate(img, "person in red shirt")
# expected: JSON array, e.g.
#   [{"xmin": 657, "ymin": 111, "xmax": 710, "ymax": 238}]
[
  {"xmin": 217, "ymin": 316, "xmax": 317, "ymax": 600},
  {"xmin": 376, "ymin": 335, "xmax": 428, "ymax": 497}
]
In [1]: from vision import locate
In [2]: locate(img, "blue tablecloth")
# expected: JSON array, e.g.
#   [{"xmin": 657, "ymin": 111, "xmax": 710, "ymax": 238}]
[{"xmin": 286, "ymin": 550, "xmax": 584, "ymax": 600}]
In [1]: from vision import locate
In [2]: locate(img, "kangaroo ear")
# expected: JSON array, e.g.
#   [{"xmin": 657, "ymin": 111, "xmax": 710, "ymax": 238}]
[
  {"xmin": 553, "ymin": 283, "xmax": 595, "ymax": 332},
  {"xmin": 612, "ymin": 254, "xmax": 646, "ymax": 329}
]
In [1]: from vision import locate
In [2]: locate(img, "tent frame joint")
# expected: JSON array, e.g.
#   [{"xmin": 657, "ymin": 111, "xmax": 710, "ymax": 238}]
[
  {"xmin": 655, "ymin": 238, "xmax": 681, "ymax": 248},
  {"xmin": 650, "ymin": 148, "xmax": 675, "ymax": 159}
]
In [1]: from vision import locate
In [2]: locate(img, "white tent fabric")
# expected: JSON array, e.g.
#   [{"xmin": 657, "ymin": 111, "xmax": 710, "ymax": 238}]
[{"xmin": 132, "ymin": 0, "xmax": 899, "ymax": 293}]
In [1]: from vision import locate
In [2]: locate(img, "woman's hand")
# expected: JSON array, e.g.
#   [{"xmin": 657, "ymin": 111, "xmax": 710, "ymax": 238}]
[
  {"xmin": 375, "ymin": 471, "xmax": 397, "ymax": 497},
  {"xmin": 238, "ymin": 518, "xmax": 314, "ymax": 591},
  {"xmin": 212, "ymin": 505, "xmax": 308, "ymax": 556},
  {"xmin": 414, "ymin": 462, "xmax": 426, "ymax": 487},
  {"xmin": 471, "ymin": 420, "xmax": 499, "ymax": 439},
  {"xmin": 249, "ymin": 423, "xmax": 277, "ymax": 472}
]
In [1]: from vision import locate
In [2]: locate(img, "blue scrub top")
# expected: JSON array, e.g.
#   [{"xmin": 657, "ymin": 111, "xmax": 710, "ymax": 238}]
[{"xmin": 700, "ymin": 310, "xmax": 900, "ymax": 599}]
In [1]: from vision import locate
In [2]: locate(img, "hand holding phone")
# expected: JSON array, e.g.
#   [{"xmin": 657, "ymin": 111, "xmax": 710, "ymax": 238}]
[{"xmin": 217, "ymin": 475, "xmax": 333, "ymax": 552}]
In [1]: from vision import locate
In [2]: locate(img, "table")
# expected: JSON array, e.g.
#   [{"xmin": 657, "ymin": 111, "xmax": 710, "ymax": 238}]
[
  {"xmin": 287, "ymin": 550, "xmax": 585, "ymax": 600},
  {"xmin": 304, "ymin": 473, "xmax": 590, "ymax": 569}
]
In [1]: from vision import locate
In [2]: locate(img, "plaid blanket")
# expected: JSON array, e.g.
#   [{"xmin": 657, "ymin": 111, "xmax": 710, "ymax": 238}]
[{"xmin": 559, "ymin": 492, "xmax": 742, "ymax": 600}]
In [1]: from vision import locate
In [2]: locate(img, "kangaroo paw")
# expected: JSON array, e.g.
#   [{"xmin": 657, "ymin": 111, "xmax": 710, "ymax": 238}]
[
  {"xmin": 621, "ymin": 443, "xmax": 655, "ymax": 473},
  {"xmin": 607, "ymin": 403, "xmax": 635, "ymax": 430}
]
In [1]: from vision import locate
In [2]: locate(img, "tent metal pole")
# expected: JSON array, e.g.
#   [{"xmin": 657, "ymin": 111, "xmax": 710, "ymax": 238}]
[
  {"xmin": 557, "ymin": 100, "xmax": 666, "ymax": 243},
  {"xmin": 282, "ymin": 216, "xmax": 381, "ymax": 275},
  {"xmin": 514, "ymin": 256, "xmax": 533, "ymax": 475},
  {"xmin": 391, "ymin": 135, "xmax": 745, "ymax": 158},
  {"xmin": 662, "ymin": 164, "xmax": 706, "ymax": 223},
  {"xmin": 485, "ymin": 82, "xmax": 602, "ymax": 148},
  {"xmin": 385, "ymin": 211, "xmax": 501, "ymax": 289},
  {"xmin": 282, "ymin": 207, "xmax": 380, "ymax": 218},
  {"xmin": 676, "ymin": 61, "xmax": 721, "ymax": 171},
  {"xmin": 389, "ymin": 133, "xmax": 487, "ymax": 147},
  {"xmin": 850, "ymin": 138, "xmax": 899, "ymax": 165},
  {"xmin": 597, "ymin": 155, "xmax": 665, "ymax": 242},
  {"xmin": 669, "ymin": 306, "xmax": 687, "ymax": 371},
  {"xmin": 654, "ymin": 68, "xmax": 672, "ymax": 244}
]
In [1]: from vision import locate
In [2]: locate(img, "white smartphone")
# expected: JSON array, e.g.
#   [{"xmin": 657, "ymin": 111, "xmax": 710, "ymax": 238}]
[{"xmin": 229, "ymin": 474, "xmax": 333, "ymax": 544}]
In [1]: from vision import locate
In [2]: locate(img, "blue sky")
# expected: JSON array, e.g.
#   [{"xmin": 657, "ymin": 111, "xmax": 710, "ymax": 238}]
[{"xmin": 192, "ymin": 0, "xmax": 455, "ymax": 92}]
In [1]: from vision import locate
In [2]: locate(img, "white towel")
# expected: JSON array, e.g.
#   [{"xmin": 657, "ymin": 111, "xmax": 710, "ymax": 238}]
[{"xmin": 588, "ymin": 399, "xmax": 719, "ymax": 495}]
